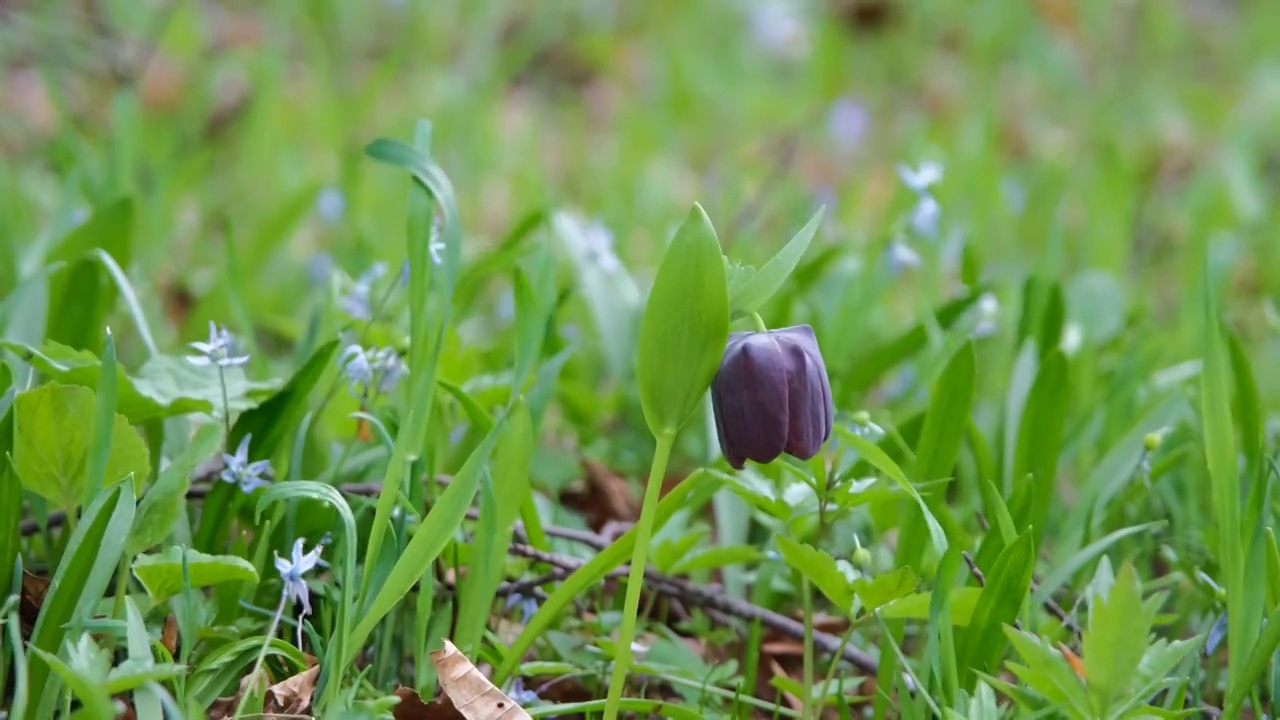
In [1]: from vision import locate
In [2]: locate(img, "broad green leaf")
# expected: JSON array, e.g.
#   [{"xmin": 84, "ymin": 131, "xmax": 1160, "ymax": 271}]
[
  {"xmin": 13, "ymin": 382, "xmax": 150, "ymax": 512},
  {"xmin": 26, "ymin": 483, "xmax": 134, "ymax": 720},
  {"xmin": 1266, "ymin": 528, "xmax": 1280, "ymax": 610},
  {"xmin": 2, "ymin": 341, "xmax": 202, "ymax": 421},
  {"xmin": 836, "ymin": 427, "xmax": 947, "ymax": 553},
  {"xmin": 729, "ymin": 206, "xmax": 824, "ymax": 318},
  {"xmin": 455, "ymin": 399, "xmax": 534, "ymax": 655},
  {"xmin": 635, "ymin": 203, "xmax": 730, "ymax": 437},
  {"xmin": 1082, "ymin": 562, "xmax": 1151, "ymax": 714},
  {"xmin": 851, "ymin": 568, "xmax": 919, "ymax": 611},
  {"xmin": 667, "ymin": 544, "xmax": 765, "ymax": 575},
  {"xmin": 511, "ymin": 249, "xmax": 555, "ymax": 403},
  {"xmin": 880, "ymin": 588, "xmax": 981, "ymax": 626},
  {"xmin": 495, "ymin": 470, "xmax": 723, "ymax": 684},
  {"xmin": 127, "ymin": 423, "xmax": 222, "ymax": 554},
  {"xmin": 131, "ymin": 547, "xmax": 259, "ymax": 603},
  {"xmin": 958, "ymin": 530, "xmax": 1035, "ymax": 684},
  {"xmin": 775, "ymin": 536, "xmax": 854, "ymax": 614},
  {"xmin": 927, "ymin": 548, "xmax": 963, "ymax": 707}
]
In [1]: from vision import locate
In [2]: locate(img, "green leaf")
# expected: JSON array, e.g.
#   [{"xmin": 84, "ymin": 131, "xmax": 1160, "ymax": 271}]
[
  {"xmin": 635, "ymin": 203, "xmax": 730, "ymax": 437},
  {"xmin": 82, "ymin": 329, "xmax": 117, "ymax": 506},
  {"xmin": 229, "ymin": 338, "xmax": 339, "ymax": 468},
  {"xmin": 495, "ymin": 470, "xmax": 723, "ymax": 684},
  {"xmin": 1007, "ymin": 349, "xmax": 1068, "ymax": 546},
  {"xmin": 187, "ymin": 637, "xmax": 308, "ymax": 709},
  {"xmin": 345, "ymin": 413, "xmax": 507, "ymax": 667},
  {"xmin": 0, "ymin": 403, "xmax": 18, "ymax": 597},
  {"xmin": 29, "ymin": 644, "xmax": 116, "ymax": 720},
  {"xmin": 843, "ymin": 290, "xmax": 987, "ymax": 392},
  {"xmin": 26, "ymin": 483, "xmax": 135, "ymax": 720},
  {"xmin": 835, "ymin": 426, "xmax": 947, "ymax": 553},
  {"xmin": 851, "ymin": 568, "xmax": 919, "ymax": 611},
  {"xmin": 127, "ymin": 423, "xmax": 222, "ymax": 554},
  {"xmin": 511, "ymin": 248, "xmax": 555, "ymax": 402},
  {"xmin": 775, "ymin": 536, "xmax": 854, "ymax": 614},
  {"xmin": 899, "ymin": 342, "xmax": 976, "ymax": 569},
  {"xmin": 44, "ymin": 198, "xmax": 134, "ymax": 353},
  {"xmin": 957, "ymin": 529, "xmax": 1035, "ymax": 684},
  {"xmin": 1081, "ymin": 562, "xmax": 1152, "ymax": 714},
  {"xmin": 12, "ymin": 382, "xmax": 150, "ymax": 513},
  {"xmin": 455, "ymin": 398, "xmax": 534, "ymax": 655},
  {"xmin": 879, "ymin": 588, "xmax": 981, "ymax": 626},
  {"xmin": 1033, "ymin": 521, "xmax": 1164, "ymax": 606},
  {"xmin": 1002, "ymin": 627, "xmax": 1092, "ymax": 717},
  {"xmin": 131, "ymin": 547, "xmax": 259, "ymax": 603},
  {"xmin": 729, "ymin": 206, "xmax": 824, "ymax": 318},
  {"xmin": 1202, "ymin": 285, "xmax": 1252, "ymax": 716}
]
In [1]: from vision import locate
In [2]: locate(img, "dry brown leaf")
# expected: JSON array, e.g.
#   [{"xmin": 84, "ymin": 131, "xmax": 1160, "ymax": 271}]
[
  {"xmin": 393, "ymin": 687, "xmax": 464, "ymax": 720},
  {"xmin": 431, "ymin": 640, "xmax": 532, "ymax": 720},
  {"xmin": 767, "ymin": 656, "xmax": 805, "ymax": 712},
  {"xmin": 161, "ymin": 614, "xmax": 179, "ymax": 656},
  {"xmin": 265, "ymin": 664, "xmax": 320, "ymax": 715},
  {"xmin": 560, "ymin": 459, "xmax": 637, "ymax": 531}
]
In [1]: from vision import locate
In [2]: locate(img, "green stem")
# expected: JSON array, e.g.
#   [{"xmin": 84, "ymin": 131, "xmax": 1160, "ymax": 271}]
[
  {"xmin": 802, "ymin": 577, "xmax": 815, "ymax": 719},
  {"xmin": 602, "ymin": 431, "xmax": 675, "ymax": 720},
  {"xmin": 234, "ymin": 592, "xmax": 289, "ymax": 718},
  {"xmin": 218, "ymin": 368, "xmax": 232, "ymax": 441},
  {"xmin": 751, "ymin": 312, "xmax": 768, "ymax": 333}
]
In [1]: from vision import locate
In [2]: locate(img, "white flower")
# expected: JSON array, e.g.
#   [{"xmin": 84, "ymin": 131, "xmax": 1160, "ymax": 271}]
[
  {"xmin": 339, "ymin": 344, "xmax": 407, "ymax": 397},
  {"xmin": 275, "ymin": 538, "xmax": 323, "ymax": 617},
  {"xmin": 187, "ymin": 321, "xmax": 250, "ymax": 368},
  {"xmin": 886, "ymin": 239, "xmax": 921, "ymax": 273},
  {"xmin": 1060, "ymin": 321, "xmax": 1084, "ymax": 356},
  {"xmin": 582, "ymin": 219, "xmax": 621, "ymax": 273},
  {"xmin": 898, "ymin": 162, "xmax": 943, "ymax": 194},
  {"xmin": 973, "ymin": 292, "xmax": 1000, "ymax": 339},
  {"xmin": 749, "ymin": 0, "xmax": 810, "ymax": 59}
]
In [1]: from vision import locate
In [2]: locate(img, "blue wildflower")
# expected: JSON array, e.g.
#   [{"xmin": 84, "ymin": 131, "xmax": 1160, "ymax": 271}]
[
  {"xmin": 219, "ymin": 434, "xmax": 272, "ymax": 493},
  {"xmin": 275, "ymin": 538, "xmax": 324, "ymax": 617},
  {"xmin": 187, "ymin": 321, "xmax": 250, "ymax": 368}
]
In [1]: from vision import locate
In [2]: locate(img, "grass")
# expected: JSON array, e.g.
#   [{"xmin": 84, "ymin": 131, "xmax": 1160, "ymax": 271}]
[{"xmin": 3, "ymin": 0, "xmax": 1280, "ymax": 718}]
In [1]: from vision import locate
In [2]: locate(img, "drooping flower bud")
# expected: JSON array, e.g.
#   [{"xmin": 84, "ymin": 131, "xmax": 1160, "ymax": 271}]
[{"xmin": 710, "ymin": 324, "xmax": 834, "ymax": 469}]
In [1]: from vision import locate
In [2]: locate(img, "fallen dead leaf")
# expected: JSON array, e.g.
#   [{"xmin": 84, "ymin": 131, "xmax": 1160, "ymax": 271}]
[
  {"xmin": 264, "ymin": 664, "xmax": 320, "ymax": 715},
  {"xmin": 393, "ymin": 687, "xmax": 464, "ymax": 720},
  {"xmin": 560, "ymin": 459, "xmax": 637, "ymax": 532},
  {"xmin": 161, "ymin": 614, "xmax": 179, "ymax": 656},
  {"xmin": 431, "ymin": 640, "xmax": 532, "ymax": 720}
]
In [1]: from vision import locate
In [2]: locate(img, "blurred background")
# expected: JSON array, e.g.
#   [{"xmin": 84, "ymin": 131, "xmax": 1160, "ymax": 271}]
[{"xmin": 3, "ymin": 0, "xmax": 1280, "ymax": 422}]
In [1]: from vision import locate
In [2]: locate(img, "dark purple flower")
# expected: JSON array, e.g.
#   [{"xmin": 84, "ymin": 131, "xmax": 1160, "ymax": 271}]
[{"xmin": 710, "ymin": 325, "xmax": 834, "ymax": 469}]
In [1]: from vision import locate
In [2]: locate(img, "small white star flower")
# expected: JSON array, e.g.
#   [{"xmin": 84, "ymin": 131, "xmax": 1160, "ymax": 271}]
[
  {"xmin": 275, "ymin": 538, "xmax": 324, "ymax": 617},
  {"xmin": 187, "ymin": 321, "xmax": 250, "ymax": 368},
  {"xmin": 898, "ymin": 161, "xmax": 943, "ymax": 194},
  {"xmin": 219, "ymin": 434, "xmax": 272, "ymax": 493}
]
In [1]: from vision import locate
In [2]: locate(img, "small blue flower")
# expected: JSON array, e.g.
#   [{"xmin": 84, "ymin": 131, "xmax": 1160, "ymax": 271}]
[
  {"xmin": 315, "ymin": 186, "xmax": 346, "ymax": 224},
  {"xmin": 582, "ymin": 219, "xmax": 621, "ymax": 273},
  {"xmin": 187, "ymin": 321, "xmax": 250, "ymax": 368},
  {"xmin": 506, "ymin": 678, "xmax": 540, "ymax": 707},
  {"xmin": 307, "ymin": 253, "xmax": 334, "ymax": 287},
  {"xmin": 907, "ymin": 194, "xmax": 940, "ymax": 239},
  {"xmin": 219, "ymin": 434, "xmax": 272, "ymax": 493},
  {"xmin": 275, "ymin": 538, "xmax": 324, "ymax": 617},
  {"xmin": 826, "ymin": 96, "xmax": 870, "ymax": 154},
  {"xmin": 340, "ymin": 262, "xmax": 389, "ymax": 320},
  {"xmin": 505, "ymin": 593, "xmax": 539, "ymax": 624},
  {"xmin": 339, "ymin": 344, "xmax": 407, "ymax": 397}
]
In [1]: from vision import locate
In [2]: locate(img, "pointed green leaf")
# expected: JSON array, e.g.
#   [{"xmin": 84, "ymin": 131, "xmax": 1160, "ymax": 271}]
[
  {"xmin": 852, "ymin": 568, "xmax": 919, "ymax": 611},
  {"xmin": 836, "ymin": 426, "xmax": 947, "ymax": 553},
  {"xmin": 729, "ymin": 206, "xmax": 824, "ymax": 318},
  {"xmin": 1082, "ymin": 562, "xmax": 1151, "ymax": 714},
  {"xmin": 958, "ymin": 530, "xmax": 1035, "ymax": 683},
  {"xmin": 635, "ymin": 203, "xmax": 730, "ymax": 437}
]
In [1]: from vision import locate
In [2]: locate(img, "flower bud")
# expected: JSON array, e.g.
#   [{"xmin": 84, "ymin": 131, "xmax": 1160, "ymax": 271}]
[{"xmin": 710, "ymin": 324, "xmax": 835, "ymax": 469}]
